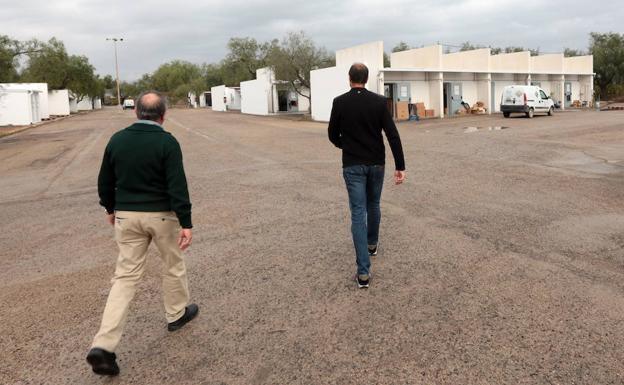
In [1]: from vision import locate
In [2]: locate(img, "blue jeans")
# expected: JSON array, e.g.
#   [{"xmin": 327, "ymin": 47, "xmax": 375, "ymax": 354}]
[{"xmin": 342, "ymin": 165, "xmax": 385, "ymax": 276}]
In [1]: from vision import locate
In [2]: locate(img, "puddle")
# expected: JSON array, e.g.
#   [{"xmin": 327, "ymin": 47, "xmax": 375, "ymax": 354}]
[{"xmin": 464, "ymin": 126, "xmax": 509, "ymax": 133}]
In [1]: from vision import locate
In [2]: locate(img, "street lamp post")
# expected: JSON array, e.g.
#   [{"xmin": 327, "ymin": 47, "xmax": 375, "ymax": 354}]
[{"xmin": 106, "ymin": 37, "xmax": 124, "ymax": 107}]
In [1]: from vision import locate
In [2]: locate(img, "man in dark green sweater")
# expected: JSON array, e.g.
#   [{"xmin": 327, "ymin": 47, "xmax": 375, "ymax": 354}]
[{"xmin": 87, "ymin": 91, "xmax": 198, "ymax": 376}]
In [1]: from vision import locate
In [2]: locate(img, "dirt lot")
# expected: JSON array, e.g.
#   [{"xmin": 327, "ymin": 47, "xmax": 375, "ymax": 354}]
[{"xmin": 1, "ymin": 108, "xmax": 623, "ymax": 384}]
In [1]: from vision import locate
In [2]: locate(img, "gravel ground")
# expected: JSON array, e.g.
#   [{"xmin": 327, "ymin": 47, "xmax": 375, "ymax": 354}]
[{"xmin": 1, "ymin": 107, "xmax": 623, "ymax": 384}]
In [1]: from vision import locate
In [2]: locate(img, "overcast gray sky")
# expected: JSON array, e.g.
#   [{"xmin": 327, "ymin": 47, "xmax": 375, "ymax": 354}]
[{"xmin": 1, "ymin": 0, "xmax": 621, "ymax": 80}]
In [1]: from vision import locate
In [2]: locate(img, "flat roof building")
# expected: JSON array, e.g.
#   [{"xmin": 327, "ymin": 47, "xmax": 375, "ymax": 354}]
[{"xmin": 311, "ymin": 42, "xmax": 594, "ymax": 121}]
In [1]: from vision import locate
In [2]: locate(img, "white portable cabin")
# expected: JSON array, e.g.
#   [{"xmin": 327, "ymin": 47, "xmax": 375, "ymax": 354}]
[
  {"xmin": 48, "ymin": 89, "xmax": 71, "ymax": 116},
  {"xmin": 0, "ymin": 84, "xmax": 43, "ymax": 125},
  {"xmin": 211, "ymin": 85, "xmax": 241, "ymax": 112},
  {"xmin": 240, "ymin": 67, "xmax": 310, "ymax": 116}
]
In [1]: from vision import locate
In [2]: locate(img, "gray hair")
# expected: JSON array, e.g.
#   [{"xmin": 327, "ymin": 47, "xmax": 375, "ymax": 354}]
[{"xmin": 136, "ymin": 91, "xmax": 166, "ymax": 121}]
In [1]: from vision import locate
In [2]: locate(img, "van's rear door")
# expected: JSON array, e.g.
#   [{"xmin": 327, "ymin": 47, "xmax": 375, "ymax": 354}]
[{"xmin": 502, "ymin": 86, "xmax": 524, "ymax": 106}]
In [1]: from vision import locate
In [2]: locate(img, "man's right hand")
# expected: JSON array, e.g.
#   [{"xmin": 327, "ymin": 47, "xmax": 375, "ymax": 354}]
[
  {"xmin": 394, "ymin": 170, "xmax": 406, "ymax": 185},
  {"xmin": 178, "ymin": 229, "xmax": 192, "ymax": 251}
]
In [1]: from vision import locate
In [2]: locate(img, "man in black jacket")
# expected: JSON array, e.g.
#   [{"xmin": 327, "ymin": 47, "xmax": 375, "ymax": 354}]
[
  {"xmin": 328, "ymin": 63, "xmax": 406, "ymax": 289},
  {"xmin": 87, "ymin": 91, "xmax": 198, "ymax": 376}
]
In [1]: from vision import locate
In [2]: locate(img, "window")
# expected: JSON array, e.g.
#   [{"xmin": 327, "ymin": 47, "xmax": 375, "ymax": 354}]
[{"xmin": 539, "ymin": 90, "xmax": 548, "ymax": 99}]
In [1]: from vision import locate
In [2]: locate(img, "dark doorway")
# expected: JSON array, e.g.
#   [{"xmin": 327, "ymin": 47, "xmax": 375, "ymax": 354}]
[
  {"xmin": 205, "ymin": 92, "xmax": 212, "ymax": 107},
  {"xmin": 278, "ymin": 90, "xmax": 289, "ymax": 112},
  {"xmin": 384, "ymin": 84, "xmax": 394, "ymax": 117}
]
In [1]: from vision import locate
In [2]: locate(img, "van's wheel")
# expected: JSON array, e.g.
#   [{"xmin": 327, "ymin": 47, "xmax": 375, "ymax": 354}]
[
  {"xmin": 548, "ymin": 106, "xmax": 554, "ymax": 116},
  {"xmin": 503, "ymin": 112, "xmax": 510, "ymax": 118},
  {"xmin": 526, "ymin": 108, "xmax": 534, "ymax": 118}
]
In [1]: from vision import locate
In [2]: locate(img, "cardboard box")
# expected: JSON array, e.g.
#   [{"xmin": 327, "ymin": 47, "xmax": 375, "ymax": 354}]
[
  {"xmin": 396, "ymin": 101, "xmax": 410, "ymax": 120},
  {"xmin": 415, "ymin": 102, "xmax": 426, "ymax": 118},
  {"xmin": 425, "ymin": 109, "xmax": 435, "ymax": 117}
]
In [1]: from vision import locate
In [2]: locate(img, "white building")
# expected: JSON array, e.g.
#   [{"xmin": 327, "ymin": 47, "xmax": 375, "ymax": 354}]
[
  {"xmin": 48, "ymin": 89, "xmax": 71, "ymax": 116},
  {"xmin": 310, "ymin": 41, "xmax": 594, "ymax": 121},
  {"xmin": 240, "ymin": 67, "xmax": 310, "ymax": 116},
  {"xmin": 0, "ymin": 84, "xmax": 43, "ymax": 126},
  {"xmin": 211, "ymin": 85, "xmax": 241, "ymax": 112}
]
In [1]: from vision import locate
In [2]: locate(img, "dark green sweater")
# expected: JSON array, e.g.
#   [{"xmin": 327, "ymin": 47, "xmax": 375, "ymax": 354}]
[{"xmin": 98, "ymin": 121, "xmax": 192, "ymax": 228}]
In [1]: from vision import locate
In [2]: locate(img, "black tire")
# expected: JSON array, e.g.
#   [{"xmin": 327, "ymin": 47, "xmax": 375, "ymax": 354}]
[
  {"xmin": 548, "ymin": 106, "xmax": 554, "ymax": 116},
  {"xmin": 503, "ymin": 112, "xmax": 510, "ymax": 118},
  {"xmin": 526, "ymin": 108, "xmax": 534, "ymax": 118}
]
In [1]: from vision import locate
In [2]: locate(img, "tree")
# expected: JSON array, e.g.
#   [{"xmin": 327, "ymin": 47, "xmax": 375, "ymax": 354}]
[
  {"xmin": 202, "ymin": 63, "xmax": 224, "ymax": 89},
  {"xmin": 590, "ymin": 32, "xmax": 624, "ymax": 99},
  {"xmin": 266, "ymin": 31, "xmax": 334, "ymax": 110},
  {"xmin": 65, "ymin": 55, "xmax": 98, "ymax": 103},
  {"xmin": 150, "ymin": 60, "xmax": 202, "ymax": 93},
  {"xmin": 0, "ymin": 35, "xmax": 21, "ymax": 82},
  {"xmin": 392, "ymin": 41, "xmax": 411, "ymax": 53},
  {"xmin": 20, "ymin": 38, "xmax": 70, "ymax": 89},
  {"xmin": 0, "ymin": 35, "xmax": 41, "ymax": 82},
  {"xmin": 102, "ymin": 75, "xmax": 115, "ymax": 89},
  {"xmin": 563, "ymin": 48, "xmax": 585, "ymax": 57},
  {"xmin": 460, "ymin": 42, "xmax": 485, "ymax": 51},
  {"xmin": 221, "ymin": 37, "xmax": 277, "ymax": 86},
  {"xmin": 383, "ymin": 52, "xmax": 390, "ymax": 68}
]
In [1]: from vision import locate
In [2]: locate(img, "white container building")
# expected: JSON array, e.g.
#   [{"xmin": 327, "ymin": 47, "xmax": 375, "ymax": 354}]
[
  {"xmin": 48, "ymin": 89, "xmax": 71, "ymax": 116},
  {"xmin": 0, "ymin": 84, "xmax": 44, "ymax": 126},
  {"xmin": 211, "ymin": 85, "xmax": 241, "ymax": 112},
  {"xmin": 240, "ymin": 67, "xmax": 310, "ymax": 116}
]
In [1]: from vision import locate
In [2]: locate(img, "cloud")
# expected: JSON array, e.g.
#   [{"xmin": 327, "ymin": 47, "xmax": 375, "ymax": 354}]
[{"xmin": 0, "ymin": 0, "xmax": 620, "ymax": 80}]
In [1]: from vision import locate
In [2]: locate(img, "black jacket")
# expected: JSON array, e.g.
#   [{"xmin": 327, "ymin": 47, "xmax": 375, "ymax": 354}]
[{"xmin": 328, "ymin": 87, "xmax": 405, "ymax": 171}]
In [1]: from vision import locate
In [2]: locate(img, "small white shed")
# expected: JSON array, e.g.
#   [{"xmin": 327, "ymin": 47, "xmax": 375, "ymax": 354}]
[
  {"xmin": 240, "ymin": 68, "xmax": 309, "ymax": 116},
  {"xmin": 211, "ymin": 85, "xmax": 241, "ymax": 112},
  {"xmin": 0, "ymin": 84, "xmax": 43, "ymax": 126}
]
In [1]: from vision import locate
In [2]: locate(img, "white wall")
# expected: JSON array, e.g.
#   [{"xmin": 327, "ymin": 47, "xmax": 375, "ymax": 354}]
[
  {"xmin": 240, "ymin": 79, "xmax": 270, "ymax": 115},
  {"xmin": 227, "ymin": 88, "xmax": 241, "ymax": 110},
  {"xmin": 17, "ymin": 83, "xmax": 48, "ymax": 119},
  {"xmin": 442, "ymin": 48, "xmax": 490, "ymax": 72},
  {"xmin": 48, "ymin": 90, "xmax": 70, "ymax": 116},
  {"xmin": 0, "ymin": 90, "xmax": 41, "ymax": 125},
  {"xmin": 77, "ymin": 96, "xmax": 93, "ymax": 111},
  {"xmin": 491, "ymin": 51, "xmax": 531, "ymax": 73},
  {"xmin": 335, "ymin": 41, "xmax": 384, "ymax": 94},
  {"xmin": 297, "ymin": 88, "xmax": 310, "ymax": 112},
  {"xmin": 69, "ymin": 98, "xmax": 78, "ymax": 113},
  {"xmin": 94, "ymin": 97, "xmax": 102, "ymax": 109},
  {"xmin": 429, "ymin": 72, "xmax": 443, "ymax": 117},
  {"xmin": 1, "ymin": 83, "xmax": 47, "ymax": 120},
  {"xmin": 240, "ymin": 68, "xmax": 276, "ymax": 115},
  {"xmin": 563, "ymin": 56, "xmax": 593, "ymax": 75},
  {"xmin": 211, "ymin": 85, "xmax": 227, "ymax": 111},
  {"xmin": 391, "ymin": 45, "xmax": 443, "ymax": 70},
  {"xmin": 310, "ymin": 66, "xmax": 351, "ymax": 122}
]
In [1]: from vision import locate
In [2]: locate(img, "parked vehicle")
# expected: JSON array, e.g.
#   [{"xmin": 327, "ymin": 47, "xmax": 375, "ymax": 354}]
[
  {"xmin": 122, "ymin": 99, "xmax": 135, "ymax": 110},
  {"xmin": 501, "ymin": 85, "xmax": 554, "ymax": 118}
]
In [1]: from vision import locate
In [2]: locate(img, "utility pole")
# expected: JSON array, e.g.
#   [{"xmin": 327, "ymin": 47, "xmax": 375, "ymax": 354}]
[{"xmin": 106, "ymin": 38, "xmax": 124, "ymax": 107}]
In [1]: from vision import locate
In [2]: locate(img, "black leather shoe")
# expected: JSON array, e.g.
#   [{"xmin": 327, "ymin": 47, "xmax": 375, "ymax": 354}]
[
  {"xmin": 167, "ymin": 303, "xmax": 199, "ymax": 331},
  {"xmin": 86, "ymin": 348, "xmax": 120, "ymax": 376}
]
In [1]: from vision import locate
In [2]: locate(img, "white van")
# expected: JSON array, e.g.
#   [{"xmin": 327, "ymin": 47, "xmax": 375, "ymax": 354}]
[
  {"xmin": 501, "ymin": 85, "xmax": 554, "ymax": 118},
  {"xmin": 122, "ymin": 99, "xmax": 135, "ymax": 110}
]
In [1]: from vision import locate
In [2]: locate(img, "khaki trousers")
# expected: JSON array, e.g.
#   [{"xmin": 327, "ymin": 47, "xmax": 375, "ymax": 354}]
[{"xmin": 91, "ymin": 211, "xmax": 190, "ymax": 352}]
